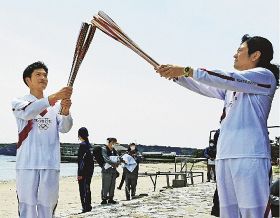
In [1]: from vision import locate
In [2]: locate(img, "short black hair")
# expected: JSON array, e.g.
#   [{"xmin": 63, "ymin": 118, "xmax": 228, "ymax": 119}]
[
  {"xmin": 23, "ymin": 61, "xmax": 48, "ymax": 86},
  {"xmin": 78, "ymin": 127, "xmax": 89, "ymax": 140}
]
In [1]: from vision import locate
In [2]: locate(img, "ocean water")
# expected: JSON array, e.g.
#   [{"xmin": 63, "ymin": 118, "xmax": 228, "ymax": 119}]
[{"xmin": 0, "ymin": 155, "xmax": 101, "ymax": 181}]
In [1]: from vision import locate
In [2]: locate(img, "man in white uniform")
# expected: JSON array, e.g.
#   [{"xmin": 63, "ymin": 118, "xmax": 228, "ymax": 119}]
[
  {"xmin": 156, "ymin": 35, "xmax": 279, "ymax": 218},
  {"xmin": 12, "ymin": 61, "xmax": 73, "ymax": 218}
]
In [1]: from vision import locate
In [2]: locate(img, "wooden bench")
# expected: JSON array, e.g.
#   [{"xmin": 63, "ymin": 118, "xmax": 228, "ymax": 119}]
[{"xmin": 138, "ymin": 171, "xmax": 204, "ymax": 191}]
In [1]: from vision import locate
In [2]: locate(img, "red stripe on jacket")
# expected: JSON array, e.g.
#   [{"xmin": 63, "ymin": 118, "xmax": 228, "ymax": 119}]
[
  {"xmin": 17, "ymin": 120, "xmax": 33, "ymax": 149},
  {"xmin": 40, "ymin": 109, "xmax": 48, "ymax": 117}
]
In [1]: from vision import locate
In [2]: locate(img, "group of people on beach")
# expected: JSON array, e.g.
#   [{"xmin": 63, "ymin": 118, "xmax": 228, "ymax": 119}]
[
  {"xmin": 76, "ymin": 127, "xmax": 141, "ymax": 213},
  {"xmin": 12, "ymin": 33, "xmax": 279, "ymax": 218}
]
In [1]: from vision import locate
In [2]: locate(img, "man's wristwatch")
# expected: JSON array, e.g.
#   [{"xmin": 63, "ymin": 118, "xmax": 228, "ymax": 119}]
[{"xmin": 183, "ymin": 67, "xmax": 191, "ymax": 77}]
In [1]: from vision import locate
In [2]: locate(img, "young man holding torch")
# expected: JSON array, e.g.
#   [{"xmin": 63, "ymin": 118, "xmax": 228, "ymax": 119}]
[{"xmin": 12, "ymin": 61, "xmax": 73, "ymax": 218}]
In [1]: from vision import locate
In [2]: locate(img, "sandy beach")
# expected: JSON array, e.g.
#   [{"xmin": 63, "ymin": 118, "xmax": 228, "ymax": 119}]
[{"xmin": 0, "ymin": 162, "xmax": 221, "ymax": 217}]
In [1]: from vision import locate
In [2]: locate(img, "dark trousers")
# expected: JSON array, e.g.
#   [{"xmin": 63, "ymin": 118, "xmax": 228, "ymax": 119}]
[
  {"xmin": 211, "ymin": 187, "xmax": 220, "ymax": 217},
  {"xmin": 207, "ymin": 164, "xmax": 216, "ymax": 181},
  {"xmin": 101, "ymin": 171, "xmax": 118, "ymax": 200},
  {"xmin": 78, "ymin": 176, "xmax": 92, "ymax": 211},
  {"xmin": 118, "ymin": 170, "xmax": 126, "ymax": 189},
  {"xmin": 125, "ymin": 173, "xmax": 138, "ymax": 200}
]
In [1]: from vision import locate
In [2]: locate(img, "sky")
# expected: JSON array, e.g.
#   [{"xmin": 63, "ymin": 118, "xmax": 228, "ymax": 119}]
[{"xmin": 0, "ymin": 0, "xmax": 279, "ymax": 149}]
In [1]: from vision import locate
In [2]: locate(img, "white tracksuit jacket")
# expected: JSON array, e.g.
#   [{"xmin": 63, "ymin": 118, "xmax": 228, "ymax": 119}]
[
  {"xmin": 175, "ymin": 67, "xmax": 277, "ymax": 159},
  {"xmin": 12, "ymin": 94, "xmax": 73, "ymax": 170}
]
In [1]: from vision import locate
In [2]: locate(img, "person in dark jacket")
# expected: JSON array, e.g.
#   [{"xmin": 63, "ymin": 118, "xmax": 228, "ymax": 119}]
[
  {"xmin": 117, "ymin": 143, "xmax": 139, "ymax": 191},
  {"xmin": 204, "ymin": 139, "xmax": 217, "ymax": 182},
  {"xmin": 124, "ymin": 143, "xmax": 141, "ymax": 200},
  {"xmin": 101, "ymin": 137, "xmax": 122, "ymax": 205},
  {"xmin": 77, "ymin": 127, "xmax": 94, "ymax": 213}
]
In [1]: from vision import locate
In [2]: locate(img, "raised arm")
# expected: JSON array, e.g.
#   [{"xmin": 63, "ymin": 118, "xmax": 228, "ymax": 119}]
[
  {"xmin": 193, "ymin": 67, "xmax": 276, "ymax": 95},
  {"xmin": 156, "ymin": 65, "xmax": 276, "ymax": 96},
  {"xmin": 156, "ymin": 65, "xmax": 226, "ymax": 100},
  {"xmin": 12, "ymin": 98, "xmax": 51, "ymax": 120},
  {"xmin": 12, "ymin": 86, "xmax": 73, "ymax": 121},
  {"xmin": 175, "ymin": 76, "xmax": 226, "ymax": 100}
]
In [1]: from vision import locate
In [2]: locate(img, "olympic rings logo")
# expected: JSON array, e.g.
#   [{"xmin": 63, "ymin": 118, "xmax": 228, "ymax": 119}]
[
  {"xmin": 34, "ymin": 118, "xmax": 52, "ymax": 130},
  {"xmin": 38, "ymin": 123, "xmax": 49, "ymax": 130}
]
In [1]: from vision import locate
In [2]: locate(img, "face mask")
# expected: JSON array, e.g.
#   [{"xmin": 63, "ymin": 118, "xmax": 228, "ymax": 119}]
[
  {"xmin": 130, "ymin": 146, "xmax": 135, "ymax": 150},
  {"xmin": 209, "ymin": 143, "xmax": 214, "ymax": 147}
]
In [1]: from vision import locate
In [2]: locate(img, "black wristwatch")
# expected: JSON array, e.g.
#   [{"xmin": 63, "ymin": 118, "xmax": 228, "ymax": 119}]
[{"xmin": 183, "ymin": 67, "xmax": 191, "ymax": 77}]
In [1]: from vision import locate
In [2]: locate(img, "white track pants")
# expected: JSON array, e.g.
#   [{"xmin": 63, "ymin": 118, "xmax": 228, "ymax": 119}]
[
  {"xmin": 16, "ymin": 169, "xmax": 59, "ymax": 218},
  {"xmin": 216, "ymin": 158, "xmax": 271, "ymax": 218}
]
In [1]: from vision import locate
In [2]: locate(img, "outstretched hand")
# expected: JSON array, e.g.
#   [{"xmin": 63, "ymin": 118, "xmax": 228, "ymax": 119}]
[
  {"xmin": 155, "ymin": 64, "xmax": 192, "ymax": 80},
  {"xmin": 155, "ymin": 64, "xmax": 184, "ymax": 79}
]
